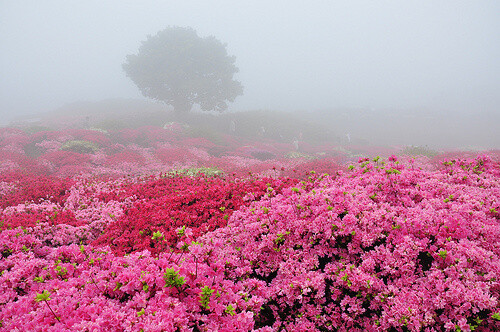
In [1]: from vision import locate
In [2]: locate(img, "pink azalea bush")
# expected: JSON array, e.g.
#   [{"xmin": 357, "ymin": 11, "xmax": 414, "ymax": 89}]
[
  {"xmin": 0, "ymin": 230, "xmax": 264, "ymax": 331},
  {"xmin": 198, "ymin": 155, "xmax": 499, "ymax": 330}
]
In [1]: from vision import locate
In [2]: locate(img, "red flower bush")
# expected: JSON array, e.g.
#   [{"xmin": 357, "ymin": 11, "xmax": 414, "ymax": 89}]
[
  {"xmin": 0, "ymin": 133, "xmax": 30, "ymax": 149},
  {"xmin": 0, "ymin": 171, "xmax": 73, "ymax": 209},
  {"xmin": 93, "ymin": 175, "xmax": 297, "ymax": 256},
  {"xmin": 77, "ymin": 130, "xmax": 112, "ymax": 147},
  {"xmin": 0, "ymin": 151, "xmax": 41, "ymax": 171},
  {"xmin": 1, "ymin": 208, "xmax": 83, "ymax": 231}
]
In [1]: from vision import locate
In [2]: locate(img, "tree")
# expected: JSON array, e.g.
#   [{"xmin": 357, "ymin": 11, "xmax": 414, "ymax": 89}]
[{"xmin": 123, "ymin": 27, "xmax": 243, "ymax": 113}]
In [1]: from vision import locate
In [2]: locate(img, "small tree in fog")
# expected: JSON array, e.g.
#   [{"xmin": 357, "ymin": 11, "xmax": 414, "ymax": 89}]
[{"xmin": 123, "ymin": 27, "xmax": 243, "ymax": 113}]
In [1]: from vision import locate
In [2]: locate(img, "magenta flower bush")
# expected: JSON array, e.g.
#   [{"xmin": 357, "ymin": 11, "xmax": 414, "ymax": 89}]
[
  {"xmin": 198, "ymin": 155, "xmax": 499, "ymax": 330},
  {"xmin": 0, "ymin": 229, "xmax": 266, "ymax": 331}
]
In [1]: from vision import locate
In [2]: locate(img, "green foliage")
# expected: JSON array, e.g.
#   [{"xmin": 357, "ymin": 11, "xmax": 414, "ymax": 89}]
[
  {"xmin": 164, "ymin": 268, "xmax": 186, "ymax": 288},
  {"xmin": 166, "ymin": 167, "xmax": 224, "ymax": 178},
  {"xmin": 123, "ymin": 26, "xmax": 243, "ymax": 113},
  {"xmin": 199, "ymin": 285, "xmax": 215, "ymax": 309},
  {"xmin": 55, "ymin": 264, "xmax": 67, "ymax": 277},
  {"xmin": 60, "ymin": 140, "xmax": 99, "ymax": 154},
  {"xmin": 275, "ymin": 231, "xmax": 290, "ymax": 245},
  {"xmin": 35, "ymin": 290, "xmax": 51, "ymax": 302},
  {"xmin": 438, "ymin": 250, "xmax": 448, "ymax": 259},
  {"xmin": 177, "ymin": 225, "xmax": 186, "ymax": 236},
  {"xmin": 35, "ymin": 290, "xmax": 60, "ymax": 321},
  {"xmin": 340, "ymin": 274, "xmax": 352, "ymax": 287},
  {"xmin": 151, "ymin": 231, "xmax": 164, "ymax": 241},
  {"xmin": 225, "ymin": 304, "xmax": 236, "ymax": 316}
]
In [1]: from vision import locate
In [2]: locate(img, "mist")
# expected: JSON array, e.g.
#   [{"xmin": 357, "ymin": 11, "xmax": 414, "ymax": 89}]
[{"xmin": 1, "ymin": 0, "xmax": 499, "ymax": 148}]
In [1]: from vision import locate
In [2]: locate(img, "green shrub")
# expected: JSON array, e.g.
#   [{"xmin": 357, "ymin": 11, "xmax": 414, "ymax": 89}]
[
  {"xmin": 60, "ymin": 140, "xmax": 99, "ymax": 154},
  {"xmin": 164, "ymin": 167, "xmax": 224, "ymax": 178}
]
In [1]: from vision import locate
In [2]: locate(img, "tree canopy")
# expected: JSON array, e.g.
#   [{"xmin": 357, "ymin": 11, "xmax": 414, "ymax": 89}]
[{"xmin": 123, "ymin": 27, "xmax": 243, "ymax": 113}]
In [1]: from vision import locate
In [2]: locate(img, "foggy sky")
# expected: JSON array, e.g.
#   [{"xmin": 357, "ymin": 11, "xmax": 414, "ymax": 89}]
[{"xmin": 1, "ymin": 0, "xmax": 499, "ymax": 122}]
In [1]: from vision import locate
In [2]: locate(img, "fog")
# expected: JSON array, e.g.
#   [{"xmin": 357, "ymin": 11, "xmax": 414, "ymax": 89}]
[{"xmin": 1, "ymin": 1, "xmax": 499, "ymax": 148}]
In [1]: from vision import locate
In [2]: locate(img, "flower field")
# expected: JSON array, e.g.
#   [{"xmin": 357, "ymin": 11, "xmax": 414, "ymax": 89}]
[{"xmin": 0, "ymin": 124, "xmax": 499, "ymax": 331}]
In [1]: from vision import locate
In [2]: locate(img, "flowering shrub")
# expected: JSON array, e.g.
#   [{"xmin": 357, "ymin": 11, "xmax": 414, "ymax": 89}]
[
  {"xmin": 0, "ymin": 231, "xmax": 264, "ymax": 331},
  {"xmin": 1, "ymin": 208, "xmax": 83, "ymax": 230},
  {"xmin": 196, "ymin": 155, "xmax": 500, "ymax": 331},
  {"xmin": 60, "ymin": 140, "xmax": 100, "ymax": 154},
  {"xmin": 155, "ymin": 146, "xmax": 197, "ymax": 164},
  {"xmin": 103, "ymin": 149, "xmax": 146, "ymax": 166},
  {"xmin": 0, "ymin": 171, "xmax": 73, "ymax": 209},
  {"xmin": 280, "ymin": 157, "xmax": 347, "ymax": 180},
  {"xmin": 93, "ymin": 175, "xmax": 298, "ymax": 256},
  {"xmin": 32, "ymin": 129, "xmax": 111, "ymax": 146},
  {"xmin": 40, "ymin": 151, "xmax": 91, "ymax": 170},
  {"xmin": 0, "ymin": 151, "xmax": 43, "ymax": 173},
  {"xmin": 0, "ymin": 122, "xmax": 387, "ymax": 177}
]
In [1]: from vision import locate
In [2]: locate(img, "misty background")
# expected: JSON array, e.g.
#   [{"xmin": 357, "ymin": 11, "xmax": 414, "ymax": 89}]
[{"xmin": 1, "ymin": 1, "xmax": 499, "ymax": 149}]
